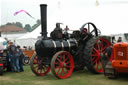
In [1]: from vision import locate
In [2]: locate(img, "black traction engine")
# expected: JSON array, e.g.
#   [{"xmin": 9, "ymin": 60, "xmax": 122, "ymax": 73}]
[{"xmin": 30, "ymin": 4, "xmax": 112, "ymax": 79}]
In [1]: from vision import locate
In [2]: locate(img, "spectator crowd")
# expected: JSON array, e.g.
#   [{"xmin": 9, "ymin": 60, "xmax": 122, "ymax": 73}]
[{"xmin": 6, "ymin": 41, "xmax": 24, "ymax": 72}]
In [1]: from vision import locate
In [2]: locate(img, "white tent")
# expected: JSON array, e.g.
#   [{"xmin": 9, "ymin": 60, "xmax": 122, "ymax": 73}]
[
  {"xmin": 15, "ymin": 26, "xmax": 42, "ymax": 49},
  {"xmin": 18, "ymin": 25, "xmax": 41, "ymax": 39}
]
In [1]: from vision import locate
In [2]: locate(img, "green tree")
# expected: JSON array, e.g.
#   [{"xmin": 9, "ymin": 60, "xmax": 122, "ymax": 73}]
[
  {"xmin": 6, "ymin": 22, "xmax": 12, "ymax": 25},
  {"xmin": 15, "ymin": 22, "xmax": 23, "ymax": 28},
  {"xmin": 24, "ymin": 24, "xmax": 32, "ymax": 32}
]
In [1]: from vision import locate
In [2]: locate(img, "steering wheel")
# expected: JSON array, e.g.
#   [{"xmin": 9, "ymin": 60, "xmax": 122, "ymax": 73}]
[{"xmin": 80, "ymin": 22, "xmax": 101, "ymax": 36}]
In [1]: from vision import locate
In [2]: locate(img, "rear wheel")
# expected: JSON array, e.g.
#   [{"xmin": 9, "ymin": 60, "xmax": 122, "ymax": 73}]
[
  {"xmin": 84, "ymin": 36, "xmax": 112, "ymax": 74},
  {"xmin": 51, "ymin": 51, "xmax": 74, "ymax": 79},
  {"xmin": 30, "ymin": 52, "xmax": 50, "ymax": 76}
]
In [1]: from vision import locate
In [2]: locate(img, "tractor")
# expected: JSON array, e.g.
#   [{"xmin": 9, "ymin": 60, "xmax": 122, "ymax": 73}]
[
  {"xmin": 104, "ymin": 42, "xmax": 128, "ymax": 78},
  {"xmin": 30, "ymin": 4, "xmax": 112, "ymax": 79}
]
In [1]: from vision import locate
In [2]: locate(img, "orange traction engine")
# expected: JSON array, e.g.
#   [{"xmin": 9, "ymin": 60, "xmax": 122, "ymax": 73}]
[{"xmin": 112, "ymin": 43, "xmax": 128, "ymax": 73}]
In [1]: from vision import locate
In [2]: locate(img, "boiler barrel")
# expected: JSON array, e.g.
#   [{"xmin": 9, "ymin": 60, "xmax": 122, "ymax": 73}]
[{"xmin": 35, "ymin": 39, "xmax": 78, "ymax": 57}]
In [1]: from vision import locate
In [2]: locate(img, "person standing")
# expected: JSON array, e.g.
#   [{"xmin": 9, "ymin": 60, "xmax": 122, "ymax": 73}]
[
  {"xmin": 17, "ymin": 45, "xmax": 24, "ymax": 72},
  {"xmin": 112, "ymin": 36, "xmax": 116, "ymax": 44},
  {"xmin": 117, "ymin": 37, "xmax": 122, "ymax": 42},
  {"xmin": 8, "ymin": 42, "xmax": 20, "ymax": 72},
  {"xmin": 101, "ymin": 45, "xmax": 113, "ymax": 73}
]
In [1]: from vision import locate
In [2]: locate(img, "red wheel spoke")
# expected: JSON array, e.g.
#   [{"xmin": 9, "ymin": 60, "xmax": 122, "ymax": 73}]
[
  {"xmin": 92, "ymin": 53, "xmax": 98, "ymax": 57},
  {"xmin": 93, "ymin": 48, "xmax": 98, "ymax": 53},
  {"xmin": 92, "ymin": 58, "xmax": 98, "ymax": 64},
  {"xmin": 64, "ymin": 57, "xmax": 69, "ymax": 62},
  {"xmin": 101, "ymin": 45, "xmax": 108, "ymax": 52},
  {"xmin": 92, "ymin": 56, "xmax": 96, "ymax": 61},
  {"xmin": 55, "ymin": 66, "xmax": 61, "ymax": 69},
  {"xmin": 57, "ymin": 57, "xmax": 62, "ymax": 63},
  {"xmin": 65, "ymin": 61, "xmax": 70, "ymax": 64}
]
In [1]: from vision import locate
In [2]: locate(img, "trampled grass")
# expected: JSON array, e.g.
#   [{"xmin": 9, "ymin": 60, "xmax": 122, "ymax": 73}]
[{"xmin": 0, "ymin": 65, "xmax": 128, "ymax": 85}]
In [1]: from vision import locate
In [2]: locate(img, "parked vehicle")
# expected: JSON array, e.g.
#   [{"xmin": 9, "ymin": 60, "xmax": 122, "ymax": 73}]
[
  {"xmin": 22, "ymin": 50, "xmax": 34, "ymax": 65},
  {"xmin": 104, "ymin": 43, "xmax": 128, "ymax": 78},
  {"xmin": 0, "ymin": 50, "xmax": 7, "ymax": 75}
]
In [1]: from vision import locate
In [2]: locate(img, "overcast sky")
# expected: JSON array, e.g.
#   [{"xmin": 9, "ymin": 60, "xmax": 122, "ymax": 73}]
[{"xmin": 0, "ymin": 0, "xmax": 128, "ymax": 35}]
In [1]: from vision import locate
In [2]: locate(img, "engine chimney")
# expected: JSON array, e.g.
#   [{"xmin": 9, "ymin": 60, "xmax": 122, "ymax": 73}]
[{"xmin": 40, "ymin": 4, "xmax": 47, "ymax": 37}]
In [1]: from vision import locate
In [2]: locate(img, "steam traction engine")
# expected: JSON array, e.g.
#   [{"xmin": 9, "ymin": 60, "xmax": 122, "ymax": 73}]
[{"xmin": 30, "ymin": 4, "xmax": 112, "ymax": 79}]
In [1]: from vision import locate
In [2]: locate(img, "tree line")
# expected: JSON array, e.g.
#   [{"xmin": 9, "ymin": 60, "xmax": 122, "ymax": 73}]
[{"xmin": 0, "ymin": 19, "xmax": 41, "ymax": 32}]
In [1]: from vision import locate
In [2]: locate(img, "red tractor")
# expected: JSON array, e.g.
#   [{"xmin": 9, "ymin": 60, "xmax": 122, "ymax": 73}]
[{"xmin": 104, "ymin": 42, "xmax": 128, "ymax": 78}]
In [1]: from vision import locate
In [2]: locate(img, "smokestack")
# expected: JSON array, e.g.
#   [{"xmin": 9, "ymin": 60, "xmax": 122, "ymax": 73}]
[{"xmin": 40, "ymin": 4, "xmax": 47, "ymax": 37}]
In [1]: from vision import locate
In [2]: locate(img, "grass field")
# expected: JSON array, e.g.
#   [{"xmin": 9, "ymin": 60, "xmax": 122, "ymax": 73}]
[{"xmin": 0, "ymin": 65, "xmax": 128, "ymax": 85}]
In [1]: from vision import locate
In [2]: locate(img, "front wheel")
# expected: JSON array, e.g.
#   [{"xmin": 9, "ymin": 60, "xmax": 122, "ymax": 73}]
[
  {"xmin": 30, "ymin": 52, "xmax": 50, "ymax": 76},
  {"xmin": 51, "ymin": 51, "xmax": 74, "ymax": 79}
]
